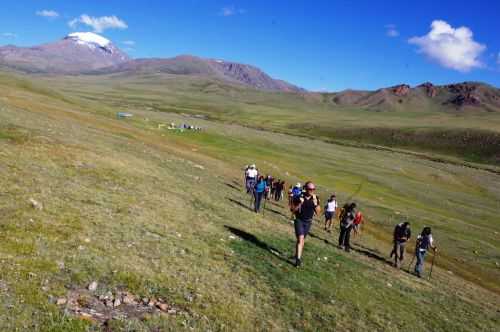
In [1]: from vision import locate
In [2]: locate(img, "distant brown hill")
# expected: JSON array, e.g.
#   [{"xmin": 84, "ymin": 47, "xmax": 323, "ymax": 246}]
[{"xmin": 322, "ymin": 82, "xmax": 500, "ymax": 112}]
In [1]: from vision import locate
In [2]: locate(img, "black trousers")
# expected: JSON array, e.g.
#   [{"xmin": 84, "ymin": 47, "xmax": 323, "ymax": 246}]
[{"xmin": 338, "ymin": 225, "xmax": 352, "ymax": 250}]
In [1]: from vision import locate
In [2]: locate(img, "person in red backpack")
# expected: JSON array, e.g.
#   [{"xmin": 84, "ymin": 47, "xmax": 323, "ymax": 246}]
[{"xmin": 353, "ymin": 211, "xmax": 363, "ymax": 237}]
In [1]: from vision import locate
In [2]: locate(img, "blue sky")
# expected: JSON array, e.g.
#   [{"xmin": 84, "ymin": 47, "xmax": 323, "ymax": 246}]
[{"xmin": 0, "ymin": 0, "xmax": 499, "ymax": 91}]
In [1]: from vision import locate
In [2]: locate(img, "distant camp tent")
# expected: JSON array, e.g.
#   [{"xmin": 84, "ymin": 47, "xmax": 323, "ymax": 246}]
[{"xmin": 117, "ymin": 112, "xmax": 133, "ymax": 119}]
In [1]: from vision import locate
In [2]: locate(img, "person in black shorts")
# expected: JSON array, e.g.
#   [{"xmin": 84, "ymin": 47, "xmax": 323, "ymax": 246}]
[{"xmin": 290, "ymin": 181, "xmax": 321, "ymax": 267}]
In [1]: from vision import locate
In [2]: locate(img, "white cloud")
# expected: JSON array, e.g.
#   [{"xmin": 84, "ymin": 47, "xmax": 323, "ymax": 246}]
[
  {"xmin": 409, "ymin": 20, "xmax": 486, "ymax": 72},
  {"xmin": 122, "ymin": 40, "xmax": 135, "ymax": 46},
  {"xmin": 68, "ymin": 14, "xmax": 128, "ymax": 33},
  {"xmin": 220, "ymin": 6, "xmax": 246, "ymax": 16},
  {"xmin": 36, "ymin": 10, "xmax": 59, "ymax": 18},
  {"xmin": 1, "ymin": 32, "xmax": 17, "ymax": 38},
  {"xmin": 385, "ymin": 24, "xmax": 399, "ymax": 37}
]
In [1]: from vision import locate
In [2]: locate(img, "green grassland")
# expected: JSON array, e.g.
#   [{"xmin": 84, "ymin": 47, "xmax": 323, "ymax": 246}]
[
  {"xmin": 38, "ymin": 72, "xmax": 500, "ymax": 165},
  {"xmin": 0, "ymin": 71, "xmax": 499, "ymax": 331}
]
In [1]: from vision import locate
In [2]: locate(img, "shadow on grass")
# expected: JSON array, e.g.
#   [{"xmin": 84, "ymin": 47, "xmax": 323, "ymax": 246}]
[
  {"xmin": 228, "ymin": 197, "xmax": 254, "ymax": 212},
  {"xmin": 224, "ymin": 182, "xmax": 241, "ymax": 191},
  {"xmin": 224, "ymin": 225, "xmax": 295, "ymax": 267}
]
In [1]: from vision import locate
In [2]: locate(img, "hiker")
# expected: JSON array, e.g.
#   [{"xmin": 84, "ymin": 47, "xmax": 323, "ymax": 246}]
[
  {"xmin": 265, "ymin": 175, "xmax": 273, "ymax": 200},
  {"xmin": 414, "ymin": 226, "xmax": 437, "ymax": 278},
  {"xmin": 279, "ymin": 180, "xmax": 286, "ymax": 201},
  {"xmin": 324, "ymin": 194, "xmax": 337, "ymax": 232},
  {"xmin": 289, "ymin": 183, "xmax": 302, "ymax": 219},
  {"xmin": 338, "ymin": 203, "xmax": 356, "ymax": 252},
  {"xmin": 390, "ymin": 221, "xmax": 411, "ymax": 268},
  {"xmin": 352, "ymin": 210, "xmax": 364, "ymax": 237},
  {"xmin": 273, "ymin": 179, "xmax": 282, "ymax": 201},
  {"xmin": 290, "ymin": 181, "xmax": 321, "ymax": 267},
  {"xmin": 253, "ymin": 176, "xmax": 267, "ymax": 213},
  {"xmin": 245, "ymin": 164, "xmax": 258, "ymax": 194}
]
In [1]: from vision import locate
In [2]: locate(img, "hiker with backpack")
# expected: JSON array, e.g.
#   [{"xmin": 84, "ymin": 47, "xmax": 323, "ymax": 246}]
[
  {"xmin": 245, "ymin": 164, "xmax": 258, "ymax": 194},
  {"xmin": 390, "ymin": 221, "xmax": 411, "ymax": 268},
  {"xmin": 324, "ymin": 194, "xmax": 337, "ymax": 233},
  {"xmin": 338, "ymin": 203, "xmax": 356, "ymax": 252},
  {"xmin": 414, "ymin": 226, "xmax": 437, "ymax": 278},
  {"xmin": 253, "ymin": 176, "xmax": 267, "ymax": 213},
  {"xmin": 289, "ymin": 183, "xmax": 302, "ymax": 219},
  {"xmin": 352, "ymin": 210, "xmax": 364, "ymax": 237},
  {"xmin": 290, "ymin": 181, "xmax": 321, "ymax": 267}
]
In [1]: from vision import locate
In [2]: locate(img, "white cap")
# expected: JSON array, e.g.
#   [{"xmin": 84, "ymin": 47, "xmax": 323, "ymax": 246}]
[
  {"xmin": 296, "ymin": 183, "xmax": 301, "ymax": 187},
  {"xmin": 250, "ymin": 164, "xmax": 256, "ymax": 168}
]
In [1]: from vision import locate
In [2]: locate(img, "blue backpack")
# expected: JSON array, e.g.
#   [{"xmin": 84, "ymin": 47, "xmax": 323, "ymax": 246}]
[{"xmin": 292, "ymin": 187, "xmax": 302, "ymax": 198}]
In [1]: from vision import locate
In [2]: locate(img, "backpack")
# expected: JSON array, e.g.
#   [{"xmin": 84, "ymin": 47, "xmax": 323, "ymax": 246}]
[
  {"xmin": 292, "ymin": 187, "xmax": 302, "ymax": 198},
  {"xmin": 416, "ymin": 234, "xmax": 431, "ymax": 250},
  {"xmin": 338, "ymin": 204, "xmax": 349, "ymax": 222}
]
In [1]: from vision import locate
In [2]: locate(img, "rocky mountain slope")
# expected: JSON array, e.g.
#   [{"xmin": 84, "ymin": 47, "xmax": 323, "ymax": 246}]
[
  {"xmin": 325, "ymin": 82, "xmax": 500, "ymax": 112},
  {"xmin": 0, "ymin": 33, "xmax": 302, "ymax": 92}
]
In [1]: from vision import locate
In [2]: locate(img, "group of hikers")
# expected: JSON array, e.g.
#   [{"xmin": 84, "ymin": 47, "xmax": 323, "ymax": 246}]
[{"xmin": 243, "ymin": 164, "xmax": 437, "ymax": 278}]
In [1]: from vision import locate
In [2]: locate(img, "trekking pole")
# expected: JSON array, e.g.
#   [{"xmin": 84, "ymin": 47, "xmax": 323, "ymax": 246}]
[
  {"xmin": 429, "ymin": 250, "xmax": 437, "ymax": 279},
  {"xmin": 262, "ymin": 196, "xmax": 267, "ymax": 216},
  {"xmin": 407, "ymin": 253, "xmax": 416, "ymax": 272}
]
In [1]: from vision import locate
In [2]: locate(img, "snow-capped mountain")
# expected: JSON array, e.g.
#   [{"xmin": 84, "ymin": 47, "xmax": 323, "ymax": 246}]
[
  {"xmin": 0, "ymin": 33, "xmax": 303, "ymax": 92},
  {"xmin": 0, "ymin": 32, "xmax": 129, "ymax": 73}
]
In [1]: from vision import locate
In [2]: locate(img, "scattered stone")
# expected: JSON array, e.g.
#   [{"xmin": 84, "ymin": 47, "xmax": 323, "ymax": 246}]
[
  {"xmin": 88, "ymin": 281, "xmax": 98, "ymax": 292},
  {"xmin": 142, "ymin": 298, "xmax": 149, "ymax": 305},
  {"xmin": 84, "ymin": 238, "xmax": 91, "ymax": 243},
  {"xmin": 495, "ymin": 262, "xmax": 499, "ymax": 268},
  {"xmin": 148, "ymin": 299, "xmax": 156, "ymax": 307},
  {"xmin": 113, "ymin": 298, "xmax": 121, "ymax": 307},
  {"xmin": 323, "ymin": 256, "xmax": 328, "ymax": 261},
  {"xmin": 29, "ymin": 198, "xmax": 43, "ymax": 210},
  {"xmin": 184, "ymin": 293, "xmax": 194, "ymax": 303},
  {"xmin": 448, "ymin": 270, "xmax": 454, "ymax": 275},
  {"xmin": 56, "ymin": 261, "xmax": 65, "ymax": 270},
  {"xmin": 387, "ymin": 282, "xmax": 392, "ymax": 288},
  {"xmin": 56, "ymin": 298, "xmax": 67, "ymax": 305},
  {"xmin": 156, "ymin": 302, "xmax": 168, "ymax": 311},
  {"xmin": 105, "ymin": 299, "xmax": 114, "ymax": 308},
  {"xmin": 28, "ymin": 272, "xmax": 37, "ymax": 278},
  {"xmin": 473, "ymin": 250, "xmax": 479, "ymax": 255},
  {"xmin": 122, "ymin": 293, "xmax": 135, "ymax": 305},
  {"xmin": 78, "ymin": 245, "xmax": 85, "ymax": 251},
  {"xmin": 167, "ymin": 308, "xmax": 177, "ymax": 315}
]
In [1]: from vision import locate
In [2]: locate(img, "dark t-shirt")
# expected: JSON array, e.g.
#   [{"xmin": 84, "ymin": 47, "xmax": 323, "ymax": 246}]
[
  {"xmin": 293, "ymin": 194, "xmax": 317, "ymax": 222},
  {"xmin": 394, "ymin": 223, "xmax": 411, "ymax": 242}
]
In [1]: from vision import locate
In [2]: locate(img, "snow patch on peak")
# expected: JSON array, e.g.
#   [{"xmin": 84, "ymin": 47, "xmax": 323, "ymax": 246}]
[{"xmin": 67, "ymin": 32, "xmax": 110, "ymax": 48}]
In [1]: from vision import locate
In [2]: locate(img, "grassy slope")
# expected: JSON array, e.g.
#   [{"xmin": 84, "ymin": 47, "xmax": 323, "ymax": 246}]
[{"xmin": 0, "ymin": 72, "xmax": 499, "ymax": 331}]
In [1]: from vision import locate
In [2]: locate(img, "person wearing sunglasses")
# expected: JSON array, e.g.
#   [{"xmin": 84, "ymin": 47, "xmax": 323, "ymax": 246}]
[{"xmin": 290, "ymin": 181, "xmax": 321, "ymax": 267}]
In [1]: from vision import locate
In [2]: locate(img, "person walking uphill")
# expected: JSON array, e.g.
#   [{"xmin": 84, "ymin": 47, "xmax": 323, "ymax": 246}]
[
  {"xmin": 245, "ymin": 164, "xmax": 258, "ymax": 194},
  {"xmin": 390, "ymin": 221, "xmax": 411, "ymax": 268},
  {"xmin": 290, "ymin": 181, "xmax": 321, "ymax": 267},
  {"xmin": 253, "ymin": 176, "xmax": 267, "ymax": 213},
  {"xmin": 338, "ymin": 203, "xmax": 356, "ymax": 252},
  {"xmin": 414, "ymin": 226, "xmax": 437, "ymax": 278},
  {"xmin": 324, "ymin": 194, "xmax": 337, "ymax": 232}
]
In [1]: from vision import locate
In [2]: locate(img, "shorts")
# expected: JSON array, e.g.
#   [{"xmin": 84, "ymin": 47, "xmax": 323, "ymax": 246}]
[
  {"xmin": 325, "ymin": 211, "xmax": 334, "ymax": 220},
  {"xmin": 294, "ymin": 218, "xmax": 312, "ymax": 237}
]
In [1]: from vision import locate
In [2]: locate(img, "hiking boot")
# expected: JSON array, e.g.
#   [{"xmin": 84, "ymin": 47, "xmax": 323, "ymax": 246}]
[{"xmin": 295, "ymin": 257, "xmax": 302, "ymax": 268}]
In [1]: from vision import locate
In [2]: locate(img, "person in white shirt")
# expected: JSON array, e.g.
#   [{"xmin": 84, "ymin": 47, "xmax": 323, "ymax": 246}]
[
  {"xmin": 244, "ymin": 164, "xmax": 258, "ymax": 193},
  {"xmin": 324, "ymin": 194, "xmax": 337, "ymax": 233}
]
